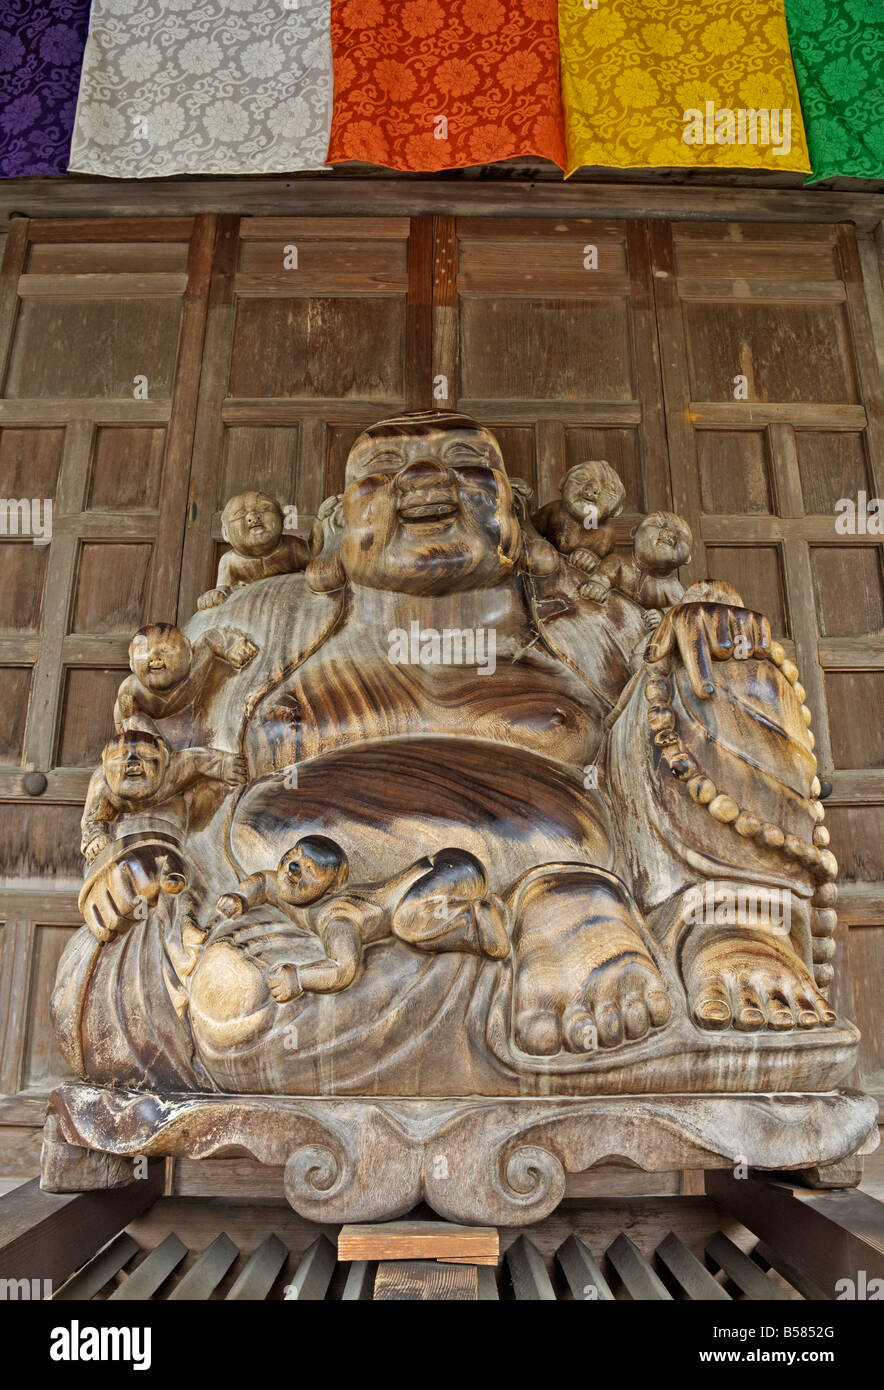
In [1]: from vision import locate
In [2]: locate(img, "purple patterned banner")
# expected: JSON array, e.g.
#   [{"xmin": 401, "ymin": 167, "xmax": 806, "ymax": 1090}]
[{"xmin": 1, "ymin": 0, "xmax": 91, "ymax": 177}]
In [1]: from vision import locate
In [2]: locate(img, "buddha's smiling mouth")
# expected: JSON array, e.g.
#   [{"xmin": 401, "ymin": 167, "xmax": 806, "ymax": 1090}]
[{"xmin": 397, "ymin": 496, "xmax": 460, "ymax": 527}]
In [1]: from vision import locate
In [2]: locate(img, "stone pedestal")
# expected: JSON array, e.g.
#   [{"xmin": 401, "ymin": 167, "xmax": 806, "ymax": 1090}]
[{"xmin": 41, "ymin": 1082, "xmax": 879, "ymax": 1227}]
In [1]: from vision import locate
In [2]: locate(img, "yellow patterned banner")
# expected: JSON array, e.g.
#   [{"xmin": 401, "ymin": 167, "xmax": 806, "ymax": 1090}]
[{"xmin": 559, "ymin": 0, "xmax": 811, "ymax": 175}]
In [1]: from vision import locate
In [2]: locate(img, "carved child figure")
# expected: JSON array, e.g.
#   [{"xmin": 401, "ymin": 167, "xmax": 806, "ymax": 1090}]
[
  {"xmin": 198, "ymin": 491, "xmax": 310, "ymax": 610},
  {"xmin": 532, "ymin": 461, "xmax": 626, "ymax": 578},
  {"xmin": 215, "ymin": 839, "xmax": 509, "ymax": 1002},
  {"xmin": 581, "ymin": 511, "xmax": 693, "ymax": 629},
  {"xmin": 81, "ymin": 731, "xmax": 247, "ymax": 862},
  {"xmin": 114, "ymin": 623, "xmax": 258, "ymax": 736}
]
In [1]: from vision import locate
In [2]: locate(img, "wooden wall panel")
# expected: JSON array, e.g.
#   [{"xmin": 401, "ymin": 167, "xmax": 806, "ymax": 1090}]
[
  {"xmin": 461, "ymin": 297, "xmax": 633, "ymax": 403},
  {"xmin": 0, "ymin": 544, "xmax": 47, "ymax": 632},
  {"xmin": 811, "ymin": 546, "xmax": 884, "ymax": 637},
  {"xmin": 825, "ymin": 673, "xmax": 884, "ymax": 769},
  {"xmin": 0, "ymin": 669, "xmax": 30, "ymax": 761},
  {"xmin": 87, "ymin": 426, "xmax": 166, "ymax": 512},
  {"xmin": 796, "ymin": 431, "xmax": 870, "ymax": 510},
  {"xmin": 0, "ymin": 216, "xmax": 214, "ymax": 818},
  {"xmin": 683, "ymin": 303, "xmax": 858, "ymax": 404},
  {"xmin": 5, "ymin": 298, "xmax": 182, "ymax": 400},
  {"xmin": 0, "ymin": 805, "xmax": 83, "ymax": 883},
  {"xmin": 20, "ymin": 925, "xmax": 77, "ymax": 1092},
  {"xmin": 0, "ymin": 425, "xmax": 64, "ymax": 497},
  {"xmin": 229, "ymin": 297, "xmax": 407, "ymax": 401},
  {"xmin": 845, "ymin": 926, "xmax": 884, "ymax": 1095},
  {"xmin": 56, "ymin": 668, "xmax": 128, "ymax": 767},
  {"xmin": 0, "ymin": 905, "xmax": 81, "ymax": 1102},
  {"xmin": 697, "ymin": 431, "xmax": 772, "ymax": 514}
]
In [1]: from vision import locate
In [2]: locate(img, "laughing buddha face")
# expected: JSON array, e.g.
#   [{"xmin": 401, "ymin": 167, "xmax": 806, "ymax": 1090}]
[{"xmin": 339, "ymin": 412, "xmax": 522, "ymax": 595}]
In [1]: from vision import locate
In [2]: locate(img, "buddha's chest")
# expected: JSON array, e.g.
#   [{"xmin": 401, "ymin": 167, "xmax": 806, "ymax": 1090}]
[{"xmin": 261, "ymin": 626, "xmax": 598, "ymax": 767}]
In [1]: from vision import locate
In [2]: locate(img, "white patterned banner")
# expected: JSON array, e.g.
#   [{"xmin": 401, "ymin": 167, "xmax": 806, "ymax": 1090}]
[{"xmin": 69, "ymin": 0, "xmax": 332, "ymax": 176}]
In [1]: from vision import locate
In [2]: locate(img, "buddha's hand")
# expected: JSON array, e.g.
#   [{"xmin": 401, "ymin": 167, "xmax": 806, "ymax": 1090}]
[{"xmin": 646, "ymin": 601, "xmax": 771, "ymax": 698}]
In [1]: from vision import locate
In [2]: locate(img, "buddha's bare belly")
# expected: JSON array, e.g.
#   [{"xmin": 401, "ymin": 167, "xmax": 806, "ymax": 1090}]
[{"xmin": 246, "ymin": 641, "xmax": 602, "ymax": 777}]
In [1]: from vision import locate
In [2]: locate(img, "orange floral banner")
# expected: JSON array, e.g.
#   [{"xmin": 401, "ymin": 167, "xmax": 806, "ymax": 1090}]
[{"xmin": 327, "ymin": 0, "xmax": 567, "ymax": 172}]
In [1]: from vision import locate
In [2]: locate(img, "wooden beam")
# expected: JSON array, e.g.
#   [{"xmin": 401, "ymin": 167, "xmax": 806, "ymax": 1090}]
[
  {"xmin": 221, "ymin": 396, "xmax": 404, "ymax": 425},
  {"xmin": 284, "ymin": 1235, "xmax": 336, "ymax": 1301},
  {"xmin": 0, "ymin": 218, "xmax": 27, "ymax": 394},
  {"xmin": 0, "ymin": 399, "xmax": 171, "ymax": 425},
  {"xmin": 176, "ymin": 214, "xmax": 239, "ymax": 620},
  {"xmin": 52, "ymin": 1231, "xmax": 139, "ymax": 1300},
  {"xmin": 431, "ymin": 214, "xmax": 458, "ymax": 409},
  {"xmin": 457, "ymin": 399, "xmax": 642, "ymax": 424},
  {"xmin": 0, "ymin": 1169, "xmax": 163, "ymax": 1287},
  {"xmin": 506, "ymin": 1235, "xmax": 556, "ymax": 1300},
  {"xmin": 405, "ymin": 216, "xmax": 433, "ymax": 410},
  {"xmin": 676, "ymin": 277, "xmax": 845, "ymax": 303},
  {"xmin": 146, "ymin": 213, "xmax": 216, "ymax": 624},
  {"xmin": 649, "ymin": 220, "xmax": 704, "ymax": 585},
  {"xmin": 838, "ymin": 225, "xmax": 884, "ymax": 501},
  {"xmin": 704, "ymin": 1229, "xmax": 793, "ymax": 1299},
  {"xmin": 606, "ymin": 1232, "xmax": 673, "ymax": 1300},
  {"xmin": 17, "ymin": 273, "xmax": 186, "ymax": 299},
  {"xmin": 708, "ymin": 1170, "xmax": 884, "ymax": 1299},
  {"xmin": 556, "ymin": 1233, "xmax": 615, "ymax": 1301},
  {"xmin": 225, "ymin": 1233, "xmax": 287, "ymax": 1301},
  {"xmin": 28, "ymin": 218, "xmax": 195, "ymax": 242},
  {"xmin": 0, "ymin": 920, "xmax": 33, "ymax": 1095},
  {"xmin": 166, "ymin": 1232, "xmax": 238, "ymax": 1301},
  {"xmin": 689, "ymin": 402, "xmax": 868, "ymax": 429},
  {"xmin": 1, "ymin": 179, "xmax": 882, "ymax": 230},
  {"xmin": 107, "ymin": 1231, "xmax": 187, "ymax": 1300},
  {"xmin": 655, "ymin": 1231, "xmax": 730, "ymax": 1301},
  {"xmin": 0, "ymin": 766, "xmax": 91, "ymax": 800},
  {"xmin": 627, "ymin": 218, "xmax": 671, "ymax": 512}
]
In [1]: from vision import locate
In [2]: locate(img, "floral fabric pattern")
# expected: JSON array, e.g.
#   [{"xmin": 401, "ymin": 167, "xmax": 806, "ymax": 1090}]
[
  {"xmin": 327, "ymin": 0, "xmax": 566, "ymax": 172},
  {"xmin": 785, "ymin": 0, "xmax": 884, "ymax": 183},
  {"xmin": 69, "ymin": 0, "xmax": 333, "ymax": 177},
  {"xmin": 558, "ymin": 0, "xmax": 810, "ymax": 175},
  {"xmin": 0, "ymin": 0, "xmax": 90, "ymax": 177}
]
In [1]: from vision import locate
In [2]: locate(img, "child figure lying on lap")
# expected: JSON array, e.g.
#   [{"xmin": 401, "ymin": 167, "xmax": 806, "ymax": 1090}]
[{"xmin": 214, "ymin": 837, "xmax": 510, "ymax": 1002}]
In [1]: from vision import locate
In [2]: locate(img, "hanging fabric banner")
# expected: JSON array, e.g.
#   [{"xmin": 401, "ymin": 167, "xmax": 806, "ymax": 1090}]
[
  {"xmin": 785, "ymin": 0, "xmax": 884, "ymax": 184},
  {"xmin": 69, "ymin": 0, "xmax": 333, "ymax": 178},
  {"xmin": 559, "ymin": 0, "xmax": 811, "ymax": 175},
  {"xmin": 1, "ymin": 1, "xmax": 91, "ymax": 178},
  {"xmin": 327, "ymin": 0, "xmax": 566, "ymax": 172}
]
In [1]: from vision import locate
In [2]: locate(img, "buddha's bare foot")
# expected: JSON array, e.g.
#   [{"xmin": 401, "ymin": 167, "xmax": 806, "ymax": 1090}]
[
  {"xmin": 511, "ymin": 868, "xmax": 670, "ymax": 1056},
  {"xmin": 684, "ymin": 929, "xmax": 836, "ymax": 1032}
]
